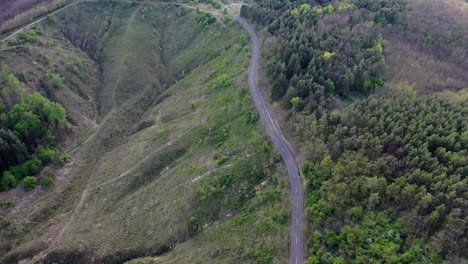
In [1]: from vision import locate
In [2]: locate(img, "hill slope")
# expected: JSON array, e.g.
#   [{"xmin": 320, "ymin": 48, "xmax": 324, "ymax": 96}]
[{"xmin": 0, "ymin": 2, "xmax": 289, "ymax": 263}]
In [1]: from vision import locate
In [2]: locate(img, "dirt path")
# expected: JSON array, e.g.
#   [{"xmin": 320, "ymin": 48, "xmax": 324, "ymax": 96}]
[{"xmin": 2, "ymin": 0, "xmax": 85, "ymax": 42}]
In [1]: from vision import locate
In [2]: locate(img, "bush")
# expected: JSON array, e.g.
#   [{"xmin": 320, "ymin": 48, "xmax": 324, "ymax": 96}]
[
  {"xmin": 58, "ymin": 152, "xmax": 69, "ymax": 166},
  {"xmin": 1, "ymin": 171, "xmax": 17, "ymax": 190},
  {"xmin": 23, "ymin": 176, "xmax": 37, "ymax": 189},
  {"xmin": 25, "ymin": 158, "xmax": 43, "ymax": 176},
  {"xmin": 0, "ymin": 219, "xmax": 11, "ymax": 227},
  {"xmin": 38, "ymin": 51, "xmax": 51, "ymax": 65},
  {"xmin": 224, "ymin": 15, "xmax": 235, "ymax": 26},
  {"xmin": 18, "ymin": 31, "xmax": 39, "ymax": 44},
  {"xmin": 40, "ymin": 176, "xmax": 54, "ymax": 188},
  {"xmin": 240, "ymin": 34, "xmax": 247, "ymax": 46},
  {"xmin": 196, "ymin": 12, "xmax": 216, "ymax": 28},
  {"xmin": 46, "ymin": 14, "xmax": 55, "ymax": 24},
  {"xmin": 216, "ymin": 155, "xmax": 229, "ymax": 165},
  {"xmin": 18, "ymin": 71, "xmax": 28, "ymax": 83},
  {"xmin": 36, "ymin": 145, "xmax": 59, "ymax": 164},
  {"xmin": 0, "ymin": 200, "xmax": 15, "ymax": 207},
  {"xmin": 214, "ymin": 74, "xmax": 232, "ymax": 87},
  {"xmin": 51, "ymin": 74, "xmax": 64, "ymax": 88}
]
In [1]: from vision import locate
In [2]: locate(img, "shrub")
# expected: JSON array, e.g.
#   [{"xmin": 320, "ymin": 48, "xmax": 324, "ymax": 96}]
[
  {"xmin": 45, "ymin": 40, "xmax": 55, "ymax": 47},
  {"xmin": 58, "ymin": 152, "xmax": 69, "ymax": 166},
  {"xmin": 214, "ymin": 74, "xmax": 232, "ymax": 87},
  {"xmin": 24, "ymin": 158, "xmax": 43, "ymax": 175},
  {"xmin": 0, "ymin": 219, "xmax": 11, "ymax": 227},
  {"xmin": 196, "ymin": 12, "xmax": 216, "ymax": 28},
  {"xmin": 36, "ymin": 145, "xmax": 59, "ymax": 164},
  {"xmin": 216, "ymin": 155, "xmax": 229, "ymax": 165},
  {"xmin": 18, "ymin": 31, "xmax": 39, "ymax": 44},
  {"xmin": 38, "ymin": 51, "xmax": 51, "ymax": 65},
  {"xmin": 240, "ymin": 34, "xmax": 247, "ymax": 46},
  {"xmin": 1, "ymin": 171, "xmax": 17, "ymax": 190},
  {"xmin": 18, "ymin": 71, "xmax": 28, "ymax": 83},
  {"xmin": 23, "ymin": 176, "xmax": 37, "ymax": 189},
  {"xmin": 0, "ymin": 200, "xmax": 15, "ymax": 207},
  {"xmin": 40, "ymin": 176, "xmax": 54, "ymax": 188},
  {"xmin": 224, "ymin": 15, "xmax": 235, "ymax": 26},
  {"xmin": 46, "ymin": 14, "xmax": 55, "ymax": 24},
  {"xmin": 51, "ymin": 74, "xmax": 64, "ymax": 88}
]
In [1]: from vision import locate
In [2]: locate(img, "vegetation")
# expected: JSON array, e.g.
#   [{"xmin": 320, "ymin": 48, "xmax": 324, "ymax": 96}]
[
  {"xmin": 294, "ymin": 92, "xmax": 467, "ymax": 262},
  {"xmin": 0, "ymin": 199, "xmax": 15, "ymax": 207},
  {"xmin": 0, "ymin": 0, "xmax": 70, "ymax": 33},
  {"xmin": 23, "ymin": 176, "xmax": 37, "ymax": 189},
  {"xmin": 241, "ymin": 0, "xmax": 402, "ymax": 112},
  {"xmin": 40, "ymin": 175, "xmax": 54, "ymax": 187},
  {"xmin": 0, "ymin": 3, "xmax": 288, "ymax": 263},
  {"xmin": 242, "ymin": 0, "xmax": 467, "ymax": 262},
  {"xmin": 196, "ymin": 11, "xmax": 216, "ymax": 28},
  {"xmin": 0, "ymin": 67, "xmax": 67, "ymax": 191}
]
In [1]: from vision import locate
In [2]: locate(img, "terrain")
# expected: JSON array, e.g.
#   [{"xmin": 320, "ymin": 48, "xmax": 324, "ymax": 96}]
[
  {"xmin": 0, "ymin": 2, "xmax": 290, "ymax": 263},
  {"xmin": 0, "ymin": 0, "xmax": 71, "ymax": 35},
  {"xmin": 241, "ymin": 0, "xmax": 467, "ymax": 263},
  {"xmin": 1, "ymin": 0, "xmax": 467, "ymax": 263}
]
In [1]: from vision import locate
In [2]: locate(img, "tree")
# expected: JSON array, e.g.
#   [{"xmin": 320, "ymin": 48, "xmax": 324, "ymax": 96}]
[
  {"xmin": 1, "ymin": 171, "xmax": 17, "ymax": 190},
  {"xmin": 196, "ymin": 12, "xmax": 216, "ymax": 28},
  {"xmin": 40, "ymin": 176, "xmax": 54, "ymax": 188},
  {"xmin": 23, "ymin": 176, "xmax": 37, "ymax": 189},
  {"xmin": 290, "ymin": 97, "xmax": 300, "ymax": 111},
  {"xmin": 240, "ymin": 34, "xmax": 247, "ymax": 46}
]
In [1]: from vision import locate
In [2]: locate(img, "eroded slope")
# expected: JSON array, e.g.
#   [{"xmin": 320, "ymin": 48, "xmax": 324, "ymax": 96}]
[{"xmin": 0, "ymin": 3, "xmax": 289, "ymax": 263}]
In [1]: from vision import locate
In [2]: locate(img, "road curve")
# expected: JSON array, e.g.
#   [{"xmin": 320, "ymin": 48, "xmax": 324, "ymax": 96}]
[{"xmin": 222, "ymin": 4, "xmax": 305, "ymax": 264}]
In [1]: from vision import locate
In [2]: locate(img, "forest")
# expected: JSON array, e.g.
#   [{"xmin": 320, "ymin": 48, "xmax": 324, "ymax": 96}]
[
  {"xmin": 0, "ymin": 65, "xmax": 68, "ymax": 191},
  {"xmin": 241, "ymin": 0, "xmax": 467, "ymax": 262}
]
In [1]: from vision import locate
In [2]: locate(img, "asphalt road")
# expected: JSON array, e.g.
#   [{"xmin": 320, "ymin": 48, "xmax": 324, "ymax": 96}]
[{"xmin": 222, "ymin": 4, "xmax": 305, "ymax": 264}]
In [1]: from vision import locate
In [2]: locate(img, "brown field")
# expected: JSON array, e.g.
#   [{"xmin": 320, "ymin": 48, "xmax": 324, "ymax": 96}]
[
  {"xmin": 382, "ymin": 0, "xmax": 468, "ymax": 93},
  {"xmin": 0, "ymin": 0, "xmax": 70, "ymax": 34}
]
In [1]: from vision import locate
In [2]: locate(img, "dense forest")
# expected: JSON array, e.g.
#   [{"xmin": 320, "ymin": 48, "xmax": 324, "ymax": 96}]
[
  {"xmin": 241, "ymin": 0, "xmax": 467, "ymax": 262},
  {"xmin": 0, "ymin": 63, "xmax": 68, "ymax": 191},
  {"xmin": 291, "ymin": 92, "xmax": 467, "ymax": 263},
  {"xmin": 241, "ymin": 0, "xmax": 407, "ymax": 113}
]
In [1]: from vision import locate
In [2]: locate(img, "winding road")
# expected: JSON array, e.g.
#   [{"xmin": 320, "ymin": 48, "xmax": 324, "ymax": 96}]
[
  {"xmin": 222, "ymin": 4, "xmax": 305, "ymax": 264},
  {"xmin": 2, "ymin": 2, "xmax": 304, "ymax": 263}
]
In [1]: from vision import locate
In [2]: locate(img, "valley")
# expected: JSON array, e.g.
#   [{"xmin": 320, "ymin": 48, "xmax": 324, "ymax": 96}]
[{"xmin": 0, "ymin": 2, "xmax": 290, "ymax": 263}]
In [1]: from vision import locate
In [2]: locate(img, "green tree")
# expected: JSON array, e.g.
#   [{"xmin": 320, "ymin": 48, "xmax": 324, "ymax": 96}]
[
  {"xmin": 290, "ymin": 97, "xmax": 300, "ymax": 111},
  {"xmin": 1, "ymin": 171, "xmax": 17, "ymax": 190},
  {"xmin": 40, "ymin": 176, "xmax": 54, "ymax": 188},
  {"xmin": 23, "ymin": 176, "xmax": 37, "ymax": 189},
  {"xmin": 240, "ymin": 34, "xmax": 248, "ymax": 46}
]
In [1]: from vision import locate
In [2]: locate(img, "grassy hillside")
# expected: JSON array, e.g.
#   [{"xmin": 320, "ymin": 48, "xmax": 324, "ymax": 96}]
[{"xmin": 0, "ymin": 2, "xmax": 289, "ymax": 263}]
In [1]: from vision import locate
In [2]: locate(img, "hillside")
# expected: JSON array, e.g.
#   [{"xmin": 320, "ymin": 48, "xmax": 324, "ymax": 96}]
[
  {"xmin": 0, "ymin": 2, "xmax": 289, "ymax": 263},
  {"xmin": 1, "ymin": 0, "xmax": 467, "ymax": 263},
  {"xmin": 0, "ymin": 0, "xmax": 71, "ymax": 35}
]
